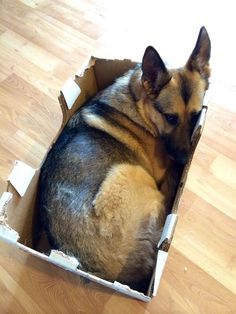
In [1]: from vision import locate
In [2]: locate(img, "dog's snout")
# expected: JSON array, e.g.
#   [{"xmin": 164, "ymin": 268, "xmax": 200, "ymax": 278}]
[{"xmin": 164, "ymin": 135, "xmax": 190, "ymax": 165}]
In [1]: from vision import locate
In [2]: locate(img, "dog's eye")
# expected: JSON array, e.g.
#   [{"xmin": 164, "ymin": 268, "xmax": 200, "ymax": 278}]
[{"xmin": 164, "ymin": 114, "xmax": 179, "ymax": 126}]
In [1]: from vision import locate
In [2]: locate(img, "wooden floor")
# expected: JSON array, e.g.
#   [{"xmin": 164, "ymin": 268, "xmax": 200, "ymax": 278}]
[{"xmin": 0, "ymin": 0, "xmax": 236, "ymax": 313}]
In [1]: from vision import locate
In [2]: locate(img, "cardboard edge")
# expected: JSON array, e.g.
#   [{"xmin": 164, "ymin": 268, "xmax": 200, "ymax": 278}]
[
  {"xmin": 147, "ymin": 214, "xmax": 177, "ymax": 296},
  {"xmin": 49, "ymin": 250, "xmax": 80, "ymax": 271},
  {"xmin": 7, "ymin": 160, "xmax": 36, "ymax": 197},
  {"xmin": 91, "ymin": 54, "xmax": 138, "ymax": 65},
  {"xmin": 158, "ymin": 214, "xmax": 178, "ymax": 249},
  {"xmin": 0, "ymin": 192, "xmax": 12, "ymax": 221},
  {"xmin": 76, "ymin": 56, "xmax": 96, "ymax": 77},
  {"xmin": 0, "ymin": 192, "xmax": 19, "ymax": 242}
]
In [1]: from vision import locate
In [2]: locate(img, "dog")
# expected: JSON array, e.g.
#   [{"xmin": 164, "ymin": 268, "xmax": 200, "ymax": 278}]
[{"xmin": 38, "ymin": 27, "xmax": 211, "ymax": 292}]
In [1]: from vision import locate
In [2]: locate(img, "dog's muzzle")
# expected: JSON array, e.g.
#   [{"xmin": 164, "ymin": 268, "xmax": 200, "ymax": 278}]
[{"xmin": 162, "ymin": 135, "xmax": 190, "ymax": 165}]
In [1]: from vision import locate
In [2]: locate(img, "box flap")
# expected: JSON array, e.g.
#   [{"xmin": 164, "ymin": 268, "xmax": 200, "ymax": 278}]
[
  {"xmin": 0, "ymin": 224, "xmax": 19, "ymax": 243},
  {"xmin": 8, "ymin": 160, "xmax": 36, "ymax": 197},
  {"xmin": 61, "ymin": 78, "xmax": 81, "ymax": 110},
  {"xmin": 158, "ymin": 214, "xmax": 178, "ymax": 250},
  {"xmin": 152, "ymin": 250, "xmax": 168, "ymax": 296}
]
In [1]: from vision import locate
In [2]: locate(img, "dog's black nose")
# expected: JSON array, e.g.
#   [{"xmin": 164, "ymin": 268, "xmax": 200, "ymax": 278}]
[{"xmin": 174, "ymin": 149, "xmax": 189, "ymax": 165}]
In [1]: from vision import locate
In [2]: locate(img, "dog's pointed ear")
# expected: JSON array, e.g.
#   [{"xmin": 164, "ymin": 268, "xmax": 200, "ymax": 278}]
[
  {"xmin": 142, "ymin": 46, "xmax": 172, "ymax": 96},
  {"xmin": 187, "ymin": 26, "xmax": 211, "ymax": 78}
]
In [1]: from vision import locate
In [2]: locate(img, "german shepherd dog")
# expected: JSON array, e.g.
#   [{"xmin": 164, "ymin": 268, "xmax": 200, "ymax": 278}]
[{"xmin": 38, "ymin": 27, "xmax": 211, "ymax": 292}]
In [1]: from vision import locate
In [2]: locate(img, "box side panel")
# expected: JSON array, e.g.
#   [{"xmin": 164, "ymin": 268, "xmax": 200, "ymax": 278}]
[
  {"xmin": 1, "ymin": 237, "xmax": 151, "ymax": 303},
  {"xmin": 171, "ymin": 106, "xmax": 208, "ymax": 213},
  {"xmin": 93, "ymin": 58, "xmax": 138, "ymax": 91},
  {"xmin": 0, "ymin": 238, "xmax": 113, "ymax": 312},
  {"xmin": 149, "ymin": 106, "xmax": 208, "ymax": 296}
]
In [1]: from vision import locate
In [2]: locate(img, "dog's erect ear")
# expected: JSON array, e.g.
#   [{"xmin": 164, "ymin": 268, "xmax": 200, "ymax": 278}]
[
  {"xmin": 142, "ymin": 46, "xmax": 172, "ymax": 96},
  {"xmin": 187, "ymin": 26, "xmax": 211, "ymax": 78}
]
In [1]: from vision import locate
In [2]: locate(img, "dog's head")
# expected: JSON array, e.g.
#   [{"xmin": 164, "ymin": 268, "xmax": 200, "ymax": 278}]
[{"xmin": 139, "ymin": 27, "xmax": 211, "ymax": 164}]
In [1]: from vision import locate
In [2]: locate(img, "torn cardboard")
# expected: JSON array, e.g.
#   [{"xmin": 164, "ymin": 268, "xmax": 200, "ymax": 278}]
[
  {"xmin": 49, "ymin": 250, "xmax": 80, "ymax": 271},
  {"xmin": 0, "ymin": 192, "xmax": 19, "ymax": 242}
]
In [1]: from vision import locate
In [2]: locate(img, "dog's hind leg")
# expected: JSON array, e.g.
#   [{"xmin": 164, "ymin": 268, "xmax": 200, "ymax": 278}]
[{"xmin": 91, "ymin": 163, "xmax": 166, "ymax": 283}]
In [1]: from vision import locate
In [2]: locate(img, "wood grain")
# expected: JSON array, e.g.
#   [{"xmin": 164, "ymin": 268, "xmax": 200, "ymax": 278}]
[{"xmin": 0, "ymin": 0, "xmax": 236, "ymax": 313}]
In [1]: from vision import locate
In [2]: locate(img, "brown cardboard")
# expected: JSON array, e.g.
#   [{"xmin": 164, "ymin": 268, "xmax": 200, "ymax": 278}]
[{"xmin": 0, "ymin": 56, "xmax": 208, "ymax": 302}]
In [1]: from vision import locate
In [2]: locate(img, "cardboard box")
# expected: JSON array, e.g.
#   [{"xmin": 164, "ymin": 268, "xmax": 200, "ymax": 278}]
[{"xmin": 0, "ymin": 56, "xmax": 208, "ymax": 302}]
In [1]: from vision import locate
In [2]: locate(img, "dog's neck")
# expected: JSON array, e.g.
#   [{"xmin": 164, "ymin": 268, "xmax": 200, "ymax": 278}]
[
  {"xmin": 94, "ymin": 67, "xmax": 170, "ymax": 182},
  {"xmin": 98, "ymin": 66, "xmax": 158, "ymax": 137}
]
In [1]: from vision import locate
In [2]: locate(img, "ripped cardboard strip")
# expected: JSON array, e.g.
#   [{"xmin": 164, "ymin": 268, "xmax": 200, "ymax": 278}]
[
  {"xmin": 49, "ymin": 250, "xmax": 80, "ymax": 271},
  {"xmin": 113, "ymin": 281, "xmax": 150, "ymax": 302},
  {"xmin": 8, "ymin": 160, "xmax": 36, "ymax": 197}
]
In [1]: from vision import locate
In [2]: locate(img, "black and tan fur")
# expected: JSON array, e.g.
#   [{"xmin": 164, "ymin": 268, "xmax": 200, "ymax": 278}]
[{"xmin": 38, "ymin": 27, "xmax": 211, "ymax": 292}]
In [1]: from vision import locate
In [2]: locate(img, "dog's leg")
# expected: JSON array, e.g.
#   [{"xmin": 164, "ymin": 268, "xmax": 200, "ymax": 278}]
[{"xmin": 91, "ymin": 163, "xmax": 165, "ymax": 284}]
